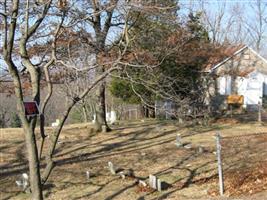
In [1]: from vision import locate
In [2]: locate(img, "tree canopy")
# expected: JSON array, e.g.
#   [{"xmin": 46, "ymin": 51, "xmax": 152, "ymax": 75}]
[{"xmin": 110, "ymin": 11, "xmax": 213, "ymax": 113}]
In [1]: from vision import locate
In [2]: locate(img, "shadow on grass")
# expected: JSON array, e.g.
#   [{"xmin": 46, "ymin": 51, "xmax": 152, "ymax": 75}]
[{"xmin": 0, "ymin": 120, "xmax": 224, "ymax": 199}]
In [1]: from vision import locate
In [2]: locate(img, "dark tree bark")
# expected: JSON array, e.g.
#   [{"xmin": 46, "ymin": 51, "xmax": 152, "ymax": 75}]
[
  {"xmin": 94, "ymin": 80, "xmax": 110, "ymax": 132},
  {"xmin": 24, "ymin": 126, "xmax": 43, "ymax": 200}
]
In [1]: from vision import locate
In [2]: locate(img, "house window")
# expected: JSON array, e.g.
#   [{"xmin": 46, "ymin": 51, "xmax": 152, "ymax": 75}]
[
  {"xmin": 217, "ymin": 76, "xmax": 231, "ymax": 95},
  {"xmin": 217, "ymin": 77, "xmax": 225, "ymax": 95},
  {"xmin": 225, "ymin": 76, "xmax": 232, "ymax": 95}
]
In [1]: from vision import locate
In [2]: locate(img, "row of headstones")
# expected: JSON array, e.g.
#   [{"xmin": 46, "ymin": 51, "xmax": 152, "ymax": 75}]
[
  {"xmin": 176, "ymin": 134, "xmax": 204, "ymax": 153},
  {"xmin": 51, "ymin": 111, "xmax": 118, "ymax": 127},
  {"xmin": 17, "ymin": 166, "xmax": 162, "ymax": 193},
  {"xmin": 107, "ymin": 161, "xmax": 163, "ymax": 192},
  {"xmin": 149, "ymin": 174, "xmax": 162, "ymax": 192},
  {"xmin": 16, "ymin": 134, "xmax": 201, "ymax": 192}
]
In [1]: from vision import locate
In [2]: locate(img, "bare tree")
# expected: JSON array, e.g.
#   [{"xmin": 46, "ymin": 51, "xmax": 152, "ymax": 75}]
[
  {"xmin": 0, "ymin": 1, "xmax": 185, "ymax": 199},
  {"xmin": 197, "ymin": 0, "xmax": 248, "ymax": 45},
  {"xmin": 1, "ymin": 1, "xmax": 57, "ymax": 199},
  {"xmin": 246, "ymin": 0, "xmax": 267, "ymax": 52}
]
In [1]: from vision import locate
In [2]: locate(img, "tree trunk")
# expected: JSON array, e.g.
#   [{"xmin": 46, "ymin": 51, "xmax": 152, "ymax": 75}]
[
  {"xmin": 24, "ymin": 126, "xmax": 43, "ymax": 200},
  {"xmin": 41, "ymin": 67, "xmax": 119, "ymax": 184},
  {"xmin": 94, "ymin": 81, "xmax": 110, "ymax": 132},
  {"xmin": 6, "ymin": 62, "xmax": 43, "ymax": 200},
  {"xmin": 42, "ymin": 101, "xmax": 76, "ymax": 184},
  {"xmin": 144, "ymin": 106, "xmax": 149, "ymax": 118},
  {"xmin": 149, "ymin": 106, "xmax": 155, "ymax": 118}
]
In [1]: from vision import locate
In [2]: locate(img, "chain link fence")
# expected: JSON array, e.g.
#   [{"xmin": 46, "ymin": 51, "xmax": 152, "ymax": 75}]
[{"xmin": 216, "ymin": 132, "xmax": 267, "ymax": 196}]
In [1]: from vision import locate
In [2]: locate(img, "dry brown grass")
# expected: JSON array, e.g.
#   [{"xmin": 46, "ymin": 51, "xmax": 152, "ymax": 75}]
[{"xmin": 1, "ymin": 120, "xmax": 267, "ymax": 200}]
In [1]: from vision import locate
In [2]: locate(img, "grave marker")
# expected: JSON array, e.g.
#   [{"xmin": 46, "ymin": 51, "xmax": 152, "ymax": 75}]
[
  {"xmin": 176, "ymin": 134, "xmax": 183, "ymax": 147},
  {"xmin": 157, "ymin": 179, "xmax": 162, "ymax": 192},
  {"xmin": 149, "ymin": 174, "xmax": 157, "ymax": 189},
  {"xmin": 149, "ymin": 174, "xmax": 165, "ymax": 192},
  {"xmin": 139, "ymin": 180, "xmax": 147, "ymax": 187},
  {"xmin": 108, "ymin": 161, "xmax": 116, "ymax": 175},
  {"xmin": 86, "ymin": 171, "xmax": 90, "ymax": 179},
  {"xmin": 15, "ymin": 173, "xmax": 29, "ymax": 191},
  {"xmin": 198, "ymin": 146, "xmax": 204, "ymax": 153},
  {"xmin": 119, "ymin": 171, "xmax": 126, "ymax": 179}
]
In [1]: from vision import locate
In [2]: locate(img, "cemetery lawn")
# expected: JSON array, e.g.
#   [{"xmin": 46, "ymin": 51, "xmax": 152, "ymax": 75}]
[{"xmin": 1, "ymin": 120, "xmax": 267, "ymax": 200}]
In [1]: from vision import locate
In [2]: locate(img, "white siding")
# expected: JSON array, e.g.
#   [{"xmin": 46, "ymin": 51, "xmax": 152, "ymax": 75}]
[
  {"xmin": 218, "ymin": 71, "xmax": 265, "ymax": 106},
  {"xmin": 244, "ymin": 72, "xmax": 264, "ymax": 105}
]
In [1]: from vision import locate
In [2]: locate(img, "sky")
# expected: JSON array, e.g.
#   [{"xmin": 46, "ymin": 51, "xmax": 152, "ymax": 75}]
[{"xmin": 177, "ymin": 0, "xmax": 267, "ymax": 56}]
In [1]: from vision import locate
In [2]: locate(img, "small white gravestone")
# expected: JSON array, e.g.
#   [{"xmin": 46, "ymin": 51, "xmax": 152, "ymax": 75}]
[
  {"xmin": 86, "ymin": 171, "xmax": 90, "ymax": 179},
  {"xmin": 149, "ymin": 174, "xmax": 157, "ymax": 189},
  {"xmin": 119, "ymin": 171, "xmax": 126, "ymax": 179},
  {"xmin": 175, "ymin": 134, "xmax": 183, "ymax": 148},
  {"xmin": 157, "ymin": 179, "xmax": 162, "ymax": 192},
  {"xmin": 110, "ymin": 111, "xmax": 117, "ymax": 124},
  {"xmin": 16, "ymin": 173, "xmax": 29, "ymax": 191},
  {"xmin": 106, "ymin": 112, "xmax": 111, "ymax": 122},
  {"xmin": 92, "ymin": 114, "xmax": 96, "ymax": 123},
  {"xmin": 149, "ymin": 174, "xmax": 163, "ymax": 191},
  {"xmin": 198, "ymin": 146, "xmax": 204, "ymax": 154},
  {"xmin": 139, "ymin": 180, "xmax": 147, "ymax": 187},
  {"xmin": 184, "ymin": 144, "xmax": 192, "ymax": 149},
  {"xmin": 108, "ymin": 161, "xmax": 116, "ymax": 175},
  {"xmin": 102, "ymin": 125, "xmax": 107, "ymax": 133},
  {"xmin": 52, "ymin": 119, "xmax": 60, "ymax": 127}
]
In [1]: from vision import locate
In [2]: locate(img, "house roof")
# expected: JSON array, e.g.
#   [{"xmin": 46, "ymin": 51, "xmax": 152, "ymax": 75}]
[
  {"xmin": 204, "ymin": 44, "xmax": 246, "ymax": 72},
  {"xmin": 205, "ymin": 45, "xmax": 267, "ymax": 77}
]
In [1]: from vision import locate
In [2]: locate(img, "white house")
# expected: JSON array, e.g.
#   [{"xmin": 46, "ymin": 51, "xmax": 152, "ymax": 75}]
[{"xmin": 208, "ymin": 45, "xmax": 267, "ymax": 108}]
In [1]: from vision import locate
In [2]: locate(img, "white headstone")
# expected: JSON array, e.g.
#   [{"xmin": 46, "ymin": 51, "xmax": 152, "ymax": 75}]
[
  {"xmin": 52, "ymin": 119, "xmax": 60, "ymax": 127},
  {"xmin": 198, "ymin": 146, "xmax": 204, "ymax": 153},
  {"xmin": 149, "ymin": 174, "xmax": 157, "ymax": 189},
  {"xmin": 106, "ymin": 112, "xmax": 111, "ymax": 122},
  {"xmin": 157, "ymin": 179, "xmax": 162, "ymax": 192},
  {"xmin": 108, "ymin": 161, "xmax": 116, "ymax": 175},
  {"xmin": 92, "ymin": 114, "xmax": 96, "ymax": 123},
  {"xmin": 86, "ymin": 171, "xmax": 90, "ymax": 179},
  {"xmin": 184, "ymin": 144, "xmax": 192, "ymax": 149},
  {"xmin": 176, "ymin": 134, "xmax": 183, "ymax": 147},
  {"xmin": 16, "ymin": 173, "xmax": 29, "ymax": 191},
  {"xmin": 139, "ymin": 180, "xmax": 147, "ymax": 187},
  {"xmin": 110, "ymin": 111, "xmax": 117, "ymax": 124},
  {"xmin": 22, "ymin": 173, "xmax": 28, "ymax": 180},
  {"xmin": 119, "ymin": 171, "xmax": 126, "ymax": 179}
]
